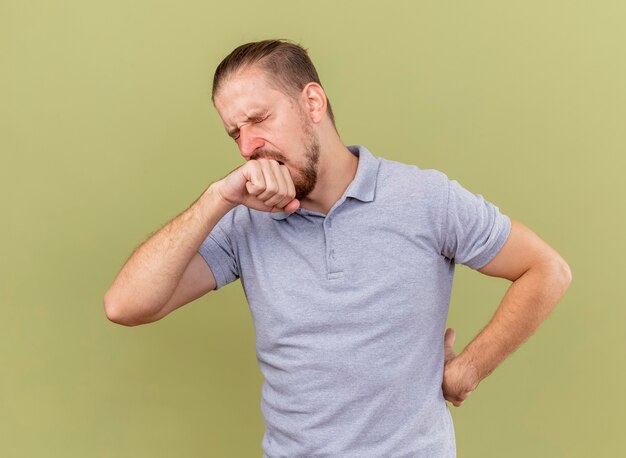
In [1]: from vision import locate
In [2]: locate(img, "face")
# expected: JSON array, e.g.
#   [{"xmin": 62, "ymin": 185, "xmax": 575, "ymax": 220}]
[{"xmin": 214, "ymin": 67, "xmax": 321, "ymax": 201}]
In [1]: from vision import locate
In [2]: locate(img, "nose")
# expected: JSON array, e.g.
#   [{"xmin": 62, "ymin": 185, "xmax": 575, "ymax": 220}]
[{"xmin": 238, "ymin": 124, "xmax": 266, "ymax": 160}]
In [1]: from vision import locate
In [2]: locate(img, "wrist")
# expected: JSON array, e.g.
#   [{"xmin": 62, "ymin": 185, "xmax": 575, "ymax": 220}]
[
  {"xmin": 203, "ymin": 183, "xmax": 237, "ymax": 214},
  {"xmin": 455, "ymin": 351, "xmax": 483, "ymax": 390}
]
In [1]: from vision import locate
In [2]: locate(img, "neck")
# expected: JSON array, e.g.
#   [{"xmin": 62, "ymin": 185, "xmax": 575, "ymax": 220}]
[{"xmin": 299, "ymin": 136, "xmax": 358, "ymax": 215}]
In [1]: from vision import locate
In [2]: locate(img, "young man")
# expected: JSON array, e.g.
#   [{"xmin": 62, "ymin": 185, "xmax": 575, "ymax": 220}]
[{"xmin": 104, "ymin": 39, "xmax": 572, "ymax": 457}]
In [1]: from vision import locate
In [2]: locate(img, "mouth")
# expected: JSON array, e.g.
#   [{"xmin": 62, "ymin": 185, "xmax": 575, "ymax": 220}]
[{"xmin": 251, "ymin": 153, "xmax": 285, "ymax": 165}]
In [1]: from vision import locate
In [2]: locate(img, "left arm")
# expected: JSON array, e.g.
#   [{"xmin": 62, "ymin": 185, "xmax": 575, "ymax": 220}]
[{"xmin": 442, "ymin": 218, "xmax": 572, "ymax": 407}]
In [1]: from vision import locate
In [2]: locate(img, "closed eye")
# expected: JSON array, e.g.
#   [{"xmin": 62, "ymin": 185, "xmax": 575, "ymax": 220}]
[{"xmin": 232, "ymin": 115, "xmax": 268, "ymax": 141}]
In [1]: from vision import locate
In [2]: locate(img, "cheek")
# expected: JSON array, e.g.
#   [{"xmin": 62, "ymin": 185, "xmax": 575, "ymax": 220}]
[{"xmin": 286, "ymin": 165, "xmax": 302, "ymax": 183}]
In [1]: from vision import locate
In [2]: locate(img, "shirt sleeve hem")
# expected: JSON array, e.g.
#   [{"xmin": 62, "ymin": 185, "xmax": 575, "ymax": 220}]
[
  {"xmin": 197, "ymin": 239, "xmax": 230, "ymax": 290},
  {"xmin": 467, "ymin": 213, "xmax": 512, "ymax": 270}
]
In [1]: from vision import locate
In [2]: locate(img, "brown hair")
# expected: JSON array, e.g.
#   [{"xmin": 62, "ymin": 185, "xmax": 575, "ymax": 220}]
[{"xmin": 211, "ymin": 38, "xmax": 337, "ymax": 132}]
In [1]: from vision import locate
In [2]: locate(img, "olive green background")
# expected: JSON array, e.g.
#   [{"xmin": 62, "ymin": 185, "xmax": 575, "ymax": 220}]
[{"xmin": 1, "ymin": 1, "xmax": 623, "ymax": 457}]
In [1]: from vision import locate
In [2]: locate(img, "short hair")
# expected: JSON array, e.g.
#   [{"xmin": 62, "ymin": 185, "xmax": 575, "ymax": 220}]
[{"xmin": 211, "ymin": 38, "xmax": 337, "ymax": 132}]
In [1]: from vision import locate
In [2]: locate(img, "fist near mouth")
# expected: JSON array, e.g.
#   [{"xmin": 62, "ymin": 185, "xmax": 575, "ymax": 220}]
[{"xmin": 213, "ymin": 158, "xmax": 300, "ymax": 214}]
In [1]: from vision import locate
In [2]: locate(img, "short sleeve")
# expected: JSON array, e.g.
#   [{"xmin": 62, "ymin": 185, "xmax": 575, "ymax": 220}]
[
  {"xmin": 197, "ymin": 207, "xmax": 240, "ymax": 290},
  {"xmin": 441, "ymin": 176, "xmax": 512, "ymax": 270}
]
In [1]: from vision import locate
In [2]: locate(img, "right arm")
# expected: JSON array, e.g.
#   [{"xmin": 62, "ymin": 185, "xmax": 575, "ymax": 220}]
[
  {"xmin": 103, "ymin": 184, "xmax": 235, "ymax": 326},
  {"xmin": 103, "ymin": 158, "xmax": 299, "ymax": 326}
]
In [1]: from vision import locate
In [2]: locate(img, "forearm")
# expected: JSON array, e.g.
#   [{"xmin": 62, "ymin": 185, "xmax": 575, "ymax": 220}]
[
  {"xmin": 103, "ymin": 184, "xmax": 234, "ymax": 323},
  {"xmin": 458, "ymin": 261, "xmax": 572, "ymax": 385}
]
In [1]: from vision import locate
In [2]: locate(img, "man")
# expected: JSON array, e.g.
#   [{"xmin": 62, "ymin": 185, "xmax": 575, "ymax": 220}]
[{"xmin": 104, "ymin": 39, "xmax": 572, "ymax": 457}]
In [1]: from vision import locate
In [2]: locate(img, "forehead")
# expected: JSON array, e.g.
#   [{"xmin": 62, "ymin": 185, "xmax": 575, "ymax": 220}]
[{"xmin": 214, "ymin": 69, "xmax": 289, "ymax": 127}]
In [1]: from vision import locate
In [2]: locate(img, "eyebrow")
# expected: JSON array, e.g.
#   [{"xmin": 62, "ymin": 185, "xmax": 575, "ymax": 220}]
[{"xmin": 226, "ymin": 109, "xmax": 268, "ymax": 137}]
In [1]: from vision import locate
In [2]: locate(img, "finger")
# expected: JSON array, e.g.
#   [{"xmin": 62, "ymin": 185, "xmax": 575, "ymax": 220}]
[
  {"xmin": 444, "ymin": 328, "xmax": 457, "ymax": 361},
  {"xmin": 275, "ymin": 164, "xmax": 298, "ymax": 209},
  {"xmin": 244, "ymin": 161, "xmax": 266, "ymax": 196},
  {"xmin": 263, "ymin": 160, "xmax": 289, "ymax": 208},
  {"xmin": 274, "ymin": 163, "xmax": 297, "ymax": 209},
  {"xmin": 255, "ymin": 159, "xmax": 279, "ymax": 201}
]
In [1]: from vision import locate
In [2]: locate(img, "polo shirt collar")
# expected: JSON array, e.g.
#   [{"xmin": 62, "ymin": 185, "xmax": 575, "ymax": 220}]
[{"xmin": 270, "ymin": 144, "xmax": 379, "ymax": 220}]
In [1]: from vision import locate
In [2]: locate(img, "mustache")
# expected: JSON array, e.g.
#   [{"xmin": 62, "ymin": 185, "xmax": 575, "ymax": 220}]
[{"xmin": 250, "ymin": 150, "xmax": 287, "ymax": 165}]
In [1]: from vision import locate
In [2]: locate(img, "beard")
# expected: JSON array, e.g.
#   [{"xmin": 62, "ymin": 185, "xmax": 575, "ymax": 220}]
[
  {"xmin": 292, "ymin": 120, "xmax": 320, "ymax": 201},
  {"xmin": 250, "ymin": 116, "xmax": 321, "ymax": 202}
]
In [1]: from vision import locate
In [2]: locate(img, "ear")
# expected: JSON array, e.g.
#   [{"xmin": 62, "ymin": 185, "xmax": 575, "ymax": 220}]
[{"xmin": 302, "ymin": 82, "xmax": 328, "ymax": 124}]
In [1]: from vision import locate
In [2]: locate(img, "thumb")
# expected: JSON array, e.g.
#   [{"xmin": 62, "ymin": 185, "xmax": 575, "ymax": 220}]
[
  {"xmin": 444, "ymin": 328, "xmax": 457, "ymax": 362},
  {"xmin": 246, "ymin": 180, "xmax": 258, "ymax": 194},
  {"xmin": 283, "ymin": 198, "xmax": 300, "ymax": 213}
]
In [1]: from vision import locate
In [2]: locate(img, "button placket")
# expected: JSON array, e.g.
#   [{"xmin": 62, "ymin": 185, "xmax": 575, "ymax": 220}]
[{"xmin": 323, "ymin": 214, "xmax": 342, "ymax": 277}]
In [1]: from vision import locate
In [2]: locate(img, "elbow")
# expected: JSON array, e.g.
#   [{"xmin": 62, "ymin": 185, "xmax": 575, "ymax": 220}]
[
  {"xmin": 103, "ymin": 294, "xmax": 140, "ymax": 327},
  {"xmin": 550, "ymin": 258, "xmax": 572, "ymax": 296},
  {"xmin": 555, "ymin": 257, "xmax": 572, "ymax": 287},
  {"xmin": 541, "ymin": 251, "xmax": 572, "ymax": 286},
  {"xmin": 562, "ymin": 262, "xmax": 573, "ymax": 286},
  {"xmin": 531, "ymin": 257, "xmax": 572, "ymax": 296}
]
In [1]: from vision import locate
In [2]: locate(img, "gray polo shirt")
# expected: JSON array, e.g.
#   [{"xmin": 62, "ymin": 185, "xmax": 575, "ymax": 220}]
[{"xmin": 198, "ymin": 144, "xmax": 511, "ymax": 457}]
